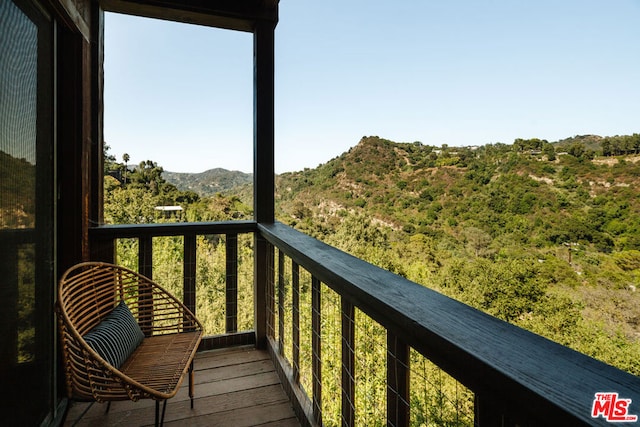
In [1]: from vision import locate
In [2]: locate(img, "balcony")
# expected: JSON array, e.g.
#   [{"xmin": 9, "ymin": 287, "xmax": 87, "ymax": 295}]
[
  {"xmin": 77, "ymin": 220, "xmax": 640, "ymax": 426},
  {"xmin": 3, "ymin": 0, "xmax": 639, "ymax": 425},
  {"xmin": 64, "ymin": 346, "xmax": 300, "ymax": 426}
]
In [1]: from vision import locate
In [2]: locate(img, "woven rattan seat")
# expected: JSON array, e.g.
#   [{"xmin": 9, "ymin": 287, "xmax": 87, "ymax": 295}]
[{"xmin": 57, "ymin": 262, "xmax": 203, "ymax": 426}]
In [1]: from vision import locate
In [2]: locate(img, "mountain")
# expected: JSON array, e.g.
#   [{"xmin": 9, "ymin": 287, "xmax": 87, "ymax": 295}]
[
  {"xmin": 163, "ymin": 168, "xmax": 252, "ymax": 197},
  {"xmin": 554, "ymin": 134, "xmax": 604, "ymax": 152},
  {"xmin": 274, "ymin": 135, "xmax": 640, "ymax": 374},
  {"xmin": 276, "ymin": 135, "xmax": 640, "ymax": 242}
]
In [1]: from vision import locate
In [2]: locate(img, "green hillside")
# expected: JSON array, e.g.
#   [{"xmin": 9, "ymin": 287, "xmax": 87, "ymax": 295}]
[
  {"xmin": 103, "ymin": 153, "xmax": 252, "ymax": 224},
  {"xmin": 164, "ymin": 168, "xmax": 252, "ymax": 197},
  {"xmin": 275, "ymin": 136, "xmax": 640, "ymax": 374}
]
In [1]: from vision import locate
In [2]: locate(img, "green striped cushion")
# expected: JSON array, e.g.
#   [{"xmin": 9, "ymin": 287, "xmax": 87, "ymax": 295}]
[{"xmin": 83, "ymin": 301, "xmax": 144, "ymax": 369}]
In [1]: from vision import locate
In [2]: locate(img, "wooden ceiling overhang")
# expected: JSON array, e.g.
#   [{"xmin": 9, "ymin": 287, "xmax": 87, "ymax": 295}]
[{"xmin": 100, "ymin": 0, "xmax": 278, "ymax": 31}]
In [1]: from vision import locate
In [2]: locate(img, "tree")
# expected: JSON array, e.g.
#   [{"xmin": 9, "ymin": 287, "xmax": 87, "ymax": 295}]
[
  {"xmin": 601, "ymin": 139, "xmax": 612, "ymax": 157},
  {"xmin": 568, "ymin": 142, "xmax": 585, "ymax": 158},
  {"xmin": 542, "ymin": 143, "xmax": 556, "ymax": 161},
  {"xmin": 464, "ymin": 226, "xmax": 492, "ymax": 258},
  {"xmin": 129, "ymin": 160, "xmax": 165, "ymax": 194},
  {"xmin": 103, "ymin": 143, "xmax": 117, "ymax": 173},
  {"xmin": 122, "ymin": 153, "xmax": 130, "ymax": 184},
  {"xmin": 633, "ymin": 134, "xmax": 640, "ymax": 154}
]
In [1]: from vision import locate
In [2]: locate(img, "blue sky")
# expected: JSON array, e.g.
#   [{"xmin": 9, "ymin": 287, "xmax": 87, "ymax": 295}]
[{"xmin": 104, "ymin": 1, "xmax": 640, "ymax": 174}]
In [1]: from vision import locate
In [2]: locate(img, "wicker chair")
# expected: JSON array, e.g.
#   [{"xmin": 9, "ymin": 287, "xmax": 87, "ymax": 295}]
[{"xmin": 57, "ymin": 262, "xmax": 203, "ymax": 426}]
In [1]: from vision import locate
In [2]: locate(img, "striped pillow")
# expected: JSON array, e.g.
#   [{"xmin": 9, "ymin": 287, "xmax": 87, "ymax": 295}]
[{"xmin": 83, "ymin": 300, "xmax": 145, "ymax": 369}]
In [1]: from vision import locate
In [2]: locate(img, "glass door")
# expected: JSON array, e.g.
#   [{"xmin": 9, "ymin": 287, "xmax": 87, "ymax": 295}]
[{"xmin": 0, "ymin": 0, "xmax": 55, "ymax": 424}]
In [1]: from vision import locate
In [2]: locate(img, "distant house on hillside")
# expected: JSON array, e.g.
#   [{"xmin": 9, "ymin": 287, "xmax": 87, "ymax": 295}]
[
  {"xmin": 106, "ymin": 169, "xmax": 122, "ymax": 182},
  {"xmin": 154, "ymin": 205, "xmax": 183, "ymax": 219}
]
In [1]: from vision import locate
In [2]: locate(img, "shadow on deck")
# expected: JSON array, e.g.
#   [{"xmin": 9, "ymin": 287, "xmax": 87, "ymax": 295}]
[{"xmin": 63, "ymin": 346, "xmax": 301, "ymax": 427}]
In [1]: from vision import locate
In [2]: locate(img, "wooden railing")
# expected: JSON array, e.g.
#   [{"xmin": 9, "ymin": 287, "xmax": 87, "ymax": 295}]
[
  {"xmin": 258, "ymin": 222, "xmax": 640, "ymax": 427},
  {"xmin": 90, "ymin": 221, "xmax": 640, "ymax": 426},
  {"xmin": 90, "ymin": 221, "xmax": 257, "ymax": 350}
]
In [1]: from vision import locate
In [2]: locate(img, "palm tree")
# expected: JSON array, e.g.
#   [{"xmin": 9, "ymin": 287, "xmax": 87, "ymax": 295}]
[{"xmin": 122, "ymin": 153, "xmax": 130, "ymax": 184}]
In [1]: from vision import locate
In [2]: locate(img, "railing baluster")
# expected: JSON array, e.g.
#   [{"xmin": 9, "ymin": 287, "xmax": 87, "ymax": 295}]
[
  {"xmin": 292, "ymin": 260, "xmax": 300, "ymax": 383},
  {"xmin": 225, "ymin": 233, "xmax": 238, "ymax": 333},
  {"xmin": 138, "ymin": 236, "xmax": 153, "ymax": 334},
  {"xmin": 341, "ymin": 298, "xmax": 355, "ymax": 427},
  {"xmin": 183, "ymin": 233, "xmax": 196, "ymax": 317},
  {"xmin": 264, "ymin": 240, "xmax": 275, "ymax": 341},
  {"xmin": 92, "ymin": 236, "xmax": 115, "ymax": 263},
  {"xmin": 278, "ymin": 249, "xmax": 285, "ymax": 356},
  {"xmin": 387, "ymin": 332, "xmax": 409, "ymax": 427},
  {"xmin": 475, "ymin": 396, "xmax": 504, "ymax": 427},
  {"xmin": 138, "ymin": 236, "xmax": 153, "ymax": 279},
  {"xmin": 312, "ymin": 275, "xmax": 322, "ymax": 425},
  {"xmin": 254, "ymin": 234, "xmax": 271, "ymax": 347}
]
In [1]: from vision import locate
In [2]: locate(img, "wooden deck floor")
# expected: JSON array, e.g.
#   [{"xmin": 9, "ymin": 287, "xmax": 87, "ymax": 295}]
[{"xmin": 63, "ymin": 346, "xmax": 301, "ymax": 427}]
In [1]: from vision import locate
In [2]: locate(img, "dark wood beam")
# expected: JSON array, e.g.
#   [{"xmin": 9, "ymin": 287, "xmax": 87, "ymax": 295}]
[
  {"xmin": 100, "ymin": 0, "xmax": 277, "ymax": 31},
  {"xmin": 253, "ymin": 19, "xmax": 275, "ymax": 222}
]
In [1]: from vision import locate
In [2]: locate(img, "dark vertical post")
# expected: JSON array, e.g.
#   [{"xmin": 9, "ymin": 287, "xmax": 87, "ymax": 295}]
[
  {"xmin": 226, "ymin": 233, "xmax": 238, "ymax": 334},
  {"xmin": 266, "ymin": 241, "xmax": 275, "ymax": 338},
  {"xmin": 57, "ymin": 27, "xmax": 85, "ymax": 273},
  {"xmin": 475, "ymin": 395, "xmax": 514, "ymax": 427},
  {"xmin": 341, "ymin": 298, "xmax": 355, "ymax": 427},
  {"xmin": 253, "ymin": 18, "xmax": 275, "ymax": 350},
  {"xmin": 90, "ymin": 6, "xmax": 104, "ymax": 230},
  {"xmin": 91, "ymin": 237, "xmax": 115, "ymax": 263},
  {"xmin": 138, "ymin": 236, "xmax": 153, "ymax": 334},
  {"xmin": 254, "ymin": 235, "xmax": 272, "ymax": 348},
  {"xmin": 253, "ymin": 20, "xmax": 275, "ymax": 223},
  {"xmin": 292, "ymin": 260, "xmax": 300, "ymax": 383},
  {"xmin": 312, "ymin": 276, "xmax": 322, "ymax": 425},
  {"xmin": 387, "ymin": 333, "xmax": 410, "ymax": 427},
  {"xmin": 139, "ymin": 236, "xmax": 153, "ymax": 279},
  {"xmin": 184, "ymin": 233, "xmax": 197, "ymax": 317},
  {"xmin": 278, "ymin": 249, "xmax": 285, "ymax": 356}
]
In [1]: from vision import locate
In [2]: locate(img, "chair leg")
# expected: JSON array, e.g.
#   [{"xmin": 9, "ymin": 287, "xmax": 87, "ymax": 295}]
[
  {"xmin": 189, "ymin": 361, "xmax": 195, "ymax": 409},
  {"xmin": 105, "ymin": 401, "xmax": 111, "ymax": 414},
  {"xmin": 160, "ymin": 400, "xmax": 167, "ymax": 426},
  {"xmin": 155, "ymin": 400, "xmax": 167, "ymax": 427}
]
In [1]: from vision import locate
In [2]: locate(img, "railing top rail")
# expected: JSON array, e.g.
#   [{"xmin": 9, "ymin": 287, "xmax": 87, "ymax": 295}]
[
  {"xmin": 258, "ymin": 221, "xmax": 640, "ymax": 426},
  {"xmin": 89, "ymin": 220, "xmax": 257, "ymax": 239}
]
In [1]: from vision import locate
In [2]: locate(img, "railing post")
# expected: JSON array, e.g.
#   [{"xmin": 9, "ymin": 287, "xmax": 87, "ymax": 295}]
[
  {"xmin": 183, "ymin": 233, "xmax": 196, "ymax": 317},
  {"xmin": 254, "ymin": 234, "xmax": 272, "ymax": 348},
  {"xmin": 91, "ymin": 236, "xmax": 115, "ymax": 263},
  {"xmin": 387, "ymin": 333, "xmax": 410, "ymax": 427},
  {"xmin": 341, "ymin": 298, "xmax": 355, "ymax": 427},
  {"xmin": 267, "ymin": 242, "xmax": 275, "ymax": 338},
  {"xmin": 475, "ymin": 395, "xmax": 518, "ymax": 427},
  {"xmin": 292, "ymin": 260, "xmax": 300, "ymax": 383},
  {"xmin": 277, "ymin": 249, "xmax": 285, "ymax": 356},
  {"xmin": 138, "ymin": 236, "xmax": 153, "ymax": 279},
  {"xmin": 226, "ymin": 233, "xmax": 238, "ymax": 333},
  {"xmin": 312, "ymin": 276, "xmax": 322, "ymax": 425},
  {"xmin": 138, "ymin": 236, "xmax": 153, "ymax": 334}
]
